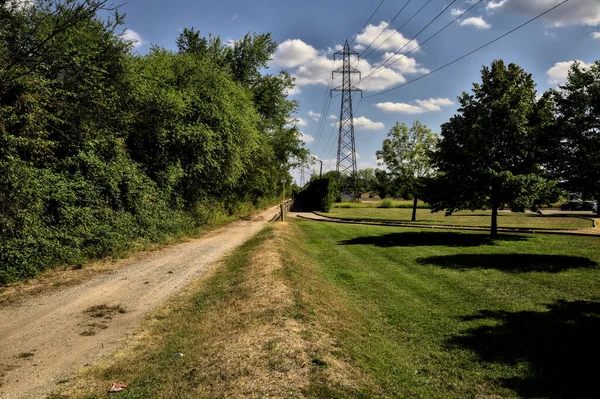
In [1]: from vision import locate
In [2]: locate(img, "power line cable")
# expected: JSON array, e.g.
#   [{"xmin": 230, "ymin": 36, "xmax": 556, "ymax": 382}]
[
  {"xmin": 372, "ymin": 0, "xmax": 484, "ymax": 74},
  {"xmin": 362, "ymin": 0, "xmax": 432, "ymax": 59},
  {"xmin": 309, "ymin": 59, "xmax": 336, "ymax": 154},
  {"xmin": 358, "ymin": 0, "xmax": 413, "ymax": 57},
  {"xmin": 347, "ymin": 0, "xmax": 378, "ymax": 43},
  {"xmin": 361, "ymin": 0, "xmax": 457, "ymax": 84},
  {"xmin": 363, "ymin": 0, "xmax": 569, "ymax": 99},
  {"xmin": 349, "ymin": 0, "xmax": 386, "ymax": 45}
]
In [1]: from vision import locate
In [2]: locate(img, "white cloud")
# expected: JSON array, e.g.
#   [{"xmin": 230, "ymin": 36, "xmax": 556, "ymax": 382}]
[
  {"xmin": 121, "ymin": 29, "xmax": 143, "ymax": 48},
  {"xmin": 328, "ymin": 115, "xmax": 337, "ymax": 120},
  {"xmin": 593, "ymin": 32, "xmax": 600, "ymax": 39},
  {"xmin": 354, "ymin": 44, "xmax": 366, "ymax": 51},
  {"xmin": 271, "ymin": 38, "xmax": 428, "ymax": 93},
  {"xmin": 459, "ymin": 17, "xmax": 491, "ymax": 29},
  {"xmin": 354, "ymin": 116, "xmax": 385, "ymax": 130},
  {"xmin": 451, "ymin": 8, "xmax": 465, "ymax": 17},
  {"xmin": 547, "ymin": 60, "xmax": 592, "ymax": 85},
  {"xmin": 271, "ymin": 39, "xmax": 319, "ymax": 68},
  {"xmin": 488, "ymin": 0, "xmax": 600, "ymax": 27},
  {"xmin": 292, "ymin": 54, "xmax": 341, "ymax": 87},
  {"xmin": 354, "ymin": 21, "xmax": 420, "ymax": 53},
  {"xmin": 232, "ymin": 14, "xmax": 238, "ymax": 20},
  {"xmin": 285, "ymin": 86, "xmax": 301, "ymax": 96},
  {"xmin": 308, "ymin": 110, "xmax": 321, "ymax": 121},
  {"xmin": 287, "ymin": 117, "xmax": 307, "ymax": 126},
  {"xmin": 487, "ymin": 0, "xmax": 507, "ymax": 10},
  {"xmin": 375, "ymin": 98, "xmax": 454, "ymax": 114},
  {"xmin": 330, "ymin": 116, "xmax": 385, "ymax": 130},
  {"xmin": 380, "ymin": 52, "xmax": 430, "ymax": 74},
  {"xmin": 300, "ymin": 132, "xmax": 314, "ymax": 143}
]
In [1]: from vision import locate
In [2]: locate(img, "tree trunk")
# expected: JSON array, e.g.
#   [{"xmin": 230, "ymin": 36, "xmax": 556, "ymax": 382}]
[
  {"xmin": 412, "ymin": 196, "xmax": 418, "ymax": 222},
  {"xmin": 491, "ymin": 203, "xmax": 498, "ymax": 237}
]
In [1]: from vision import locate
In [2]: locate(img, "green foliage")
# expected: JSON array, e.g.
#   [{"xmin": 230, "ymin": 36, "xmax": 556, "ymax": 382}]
[
  {"xmin": 295, "ymin": 178, "xmax": 338, "ymax": 212},
  {"xmin": 430, "ymin": 60, "xmax": 560, "ymax": 235},
  {"xmin": 377, "ymin": 120, "xmax": 438, "ymax": 220},
  {"xmin": 294, "ymin": 220, "xmax": 600, "ymax": 398},
  {"xmin": 379, "ymin": 198, "xmax": 394, "ymax": 208},
  {"xmin": 542, "ymin": 61, "xmax": 600, "ymax": 205},
  {"xmin": 0, "ymin": 2, "xmax": 305, "ymax": 283}
]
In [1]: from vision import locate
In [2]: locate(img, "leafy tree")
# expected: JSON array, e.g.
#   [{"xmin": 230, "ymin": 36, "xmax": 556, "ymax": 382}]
[
  {"xmin": 0, "ymin": 1, "xmax": 307, "ymax": 283},
  {"xmin": 543, "ymin": 61, "xmax": 600, "ymax": 211},
  {"xmin": 354, "ymin": 168, "xmax": 377, "ymax": 193},
  {"xmin": 373, "ymin": 169, "xmax": 399, "ymax": 199},
  {"xmin": 126, "ymin": 48, "xmax": 262, "ymax": 205},
  {"xmin": 430, "ymin": 60, "xmax": 557, "ymax": 235},
  {"xmin": 377, "ymin": 121, "xmax": 438, "ymax": 221}
]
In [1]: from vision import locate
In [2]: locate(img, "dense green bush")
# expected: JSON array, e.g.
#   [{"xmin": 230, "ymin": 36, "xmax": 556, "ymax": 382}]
[
  {"xmin": 294, "ymin": 178, "xmax": 338, "ymax": 212},
  {"xmin": 379, "ymin": 198, "xmax": 394, "ymax": 208},
  {"xmin": 0, "ymin": 1, "xmax": 305, "ymax": 283}
]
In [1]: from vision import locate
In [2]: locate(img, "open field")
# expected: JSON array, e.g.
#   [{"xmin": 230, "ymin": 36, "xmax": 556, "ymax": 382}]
[
  {"xmin": 291, "ymin": 220, "xmax": 600, "ymax": 397},
  {"xmin": 323, "ymin": 207, "xmax": 595, "ymax": 229},
  {"xmin": 59, "ymin": 220, "xmax": 600, "ymax": 398}
]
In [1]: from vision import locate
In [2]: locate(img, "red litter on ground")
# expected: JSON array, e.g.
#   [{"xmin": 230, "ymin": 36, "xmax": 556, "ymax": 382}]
[{"xmin": 108, "ymin": 383, "xmax": 128, "ymax": 393}]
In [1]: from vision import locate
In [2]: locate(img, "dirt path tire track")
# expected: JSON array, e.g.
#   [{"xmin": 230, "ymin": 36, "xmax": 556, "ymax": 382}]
[{"xmin": 0, "ymin": 206, "xmax": 279, "ymax": 399}]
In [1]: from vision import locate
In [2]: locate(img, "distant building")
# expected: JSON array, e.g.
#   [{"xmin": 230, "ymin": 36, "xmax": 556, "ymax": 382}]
[{"xmin": 360, "ymin": 191, "xmax": 381, "ymax": 200}]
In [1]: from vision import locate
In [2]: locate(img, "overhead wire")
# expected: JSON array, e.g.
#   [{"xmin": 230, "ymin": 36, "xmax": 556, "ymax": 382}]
[
  {"xmin": 357, "ymin": 0, "xmax": 413, "ymax": 57},
  {"xmin": 362, "ymin": 0, "xmax": 432, "ymax": 59},
  {"xmin": 313, "ymin": 0, "xmax": 384, "ymax": 158},
  {"xmin": 349, "ymin": 0, "xmax": 386, "ymax": 45},
  {"xmin": 346, "ymin": 0, "xmax": 378, "ymax": 43},
  {"xmin": 367, "ymin": 0, "xmax": 485, "ymax": 76},
  {"xmin": 309, "ymin": 59, "xmax": 336, "ymax": 154},
  {"xmin": 360, "ymin": 0, "xmax": 457, "ymax": 84},
  {"xmin": 363, "ymin": 0, "xmax": 569, "ymax": 99}
]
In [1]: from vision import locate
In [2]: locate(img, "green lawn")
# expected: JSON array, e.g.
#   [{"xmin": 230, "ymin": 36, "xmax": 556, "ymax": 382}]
[
  {"xmin": 322, "ymin": 207, "xmax": 594, "ymax": 229},
  {"xmin": 291, "ymin": 220, "xmax": 600, "ymax": 398}
]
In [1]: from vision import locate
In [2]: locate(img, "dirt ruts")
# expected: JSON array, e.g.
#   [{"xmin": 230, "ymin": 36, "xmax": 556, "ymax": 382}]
[{"xmin": 0, "ymin": 206, "xmax": 278, "ymax": 399}]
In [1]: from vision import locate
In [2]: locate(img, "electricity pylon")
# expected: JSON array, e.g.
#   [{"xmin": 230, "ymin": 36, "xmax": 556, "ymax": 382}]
[{"xmin": 331, "ymin": 40, "xmax": 362, "ymax": 198}]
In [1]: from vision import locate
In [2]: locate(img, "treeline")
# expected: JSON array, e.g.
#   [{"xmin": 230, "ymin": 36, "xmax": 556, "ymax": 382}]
[
  {"xmin": 373, "ymin": 59, "xmax": 600, "ymax": 234},
  {"xmin": 0, "ymin": 0, "xmax": 306, "ymax": 283}
]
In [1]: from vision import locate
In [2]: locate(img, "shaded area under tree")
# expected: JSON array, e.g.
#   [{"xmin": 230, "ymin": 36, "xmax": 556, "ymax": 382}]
[
  {"xmin": 417, "ymin": 253, "xmax": 597, "ymax": 273},
  {"xmin": 447, "ymin": 299, "xmax": 600, "ymax": 398},
  {"xmin": 338, "ymin": 231, "xmax": 528, "ymax": 248}
]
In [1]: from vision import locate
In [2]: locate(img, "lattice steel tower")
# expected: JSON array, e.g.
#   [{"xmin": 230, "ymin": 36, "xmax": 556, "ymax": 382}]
[{"xmin": 331, "ymin": 40, "xmax": 362, "ymax": 198}]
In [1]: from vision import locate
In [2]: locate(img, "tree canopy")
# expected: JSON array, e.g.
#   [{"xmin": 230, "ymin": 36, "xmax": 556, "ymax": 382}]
[
  {"xmin": 377, "ymin": 120, "xmax": 438, "ymax": 221},
  {"xmin": 429, "ymin": 60, "xmax": 558, "ymax": 235},
  {"xmin": 542, "ymin": 62, "xmax": 600, "ymax": 205},
  {"xmin": 0, "ymin": 0, "xmax": 306, "ymax": 283}
]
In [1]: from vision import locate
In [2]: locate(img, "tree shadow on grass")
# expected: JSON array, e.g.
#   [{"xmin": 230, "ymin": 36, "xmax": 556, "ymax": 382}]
[
  {"xmin": 417, "ymin": 254, "xmax": 597, "ymax": 273},
  {"xmin": 448, "ymin": 299, "xmax": 600, "ymax": 398},
  {"xmin": 338, "ymin": 232, "xmax": 528, "ymax": 248}
]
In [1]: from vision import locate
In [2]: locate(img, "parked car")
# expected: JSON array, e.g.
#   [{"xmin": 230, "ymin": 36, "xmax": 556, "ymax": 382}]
[
  {"xmin": 559, "ymin": 200, "xmax": 597, "ymax": 212},
  {"xmin": 559, "ymin": 200, "xmax": 583, "ymax": 211},
  {"xmin": 582, "ymin": 201, "xmax": 597, "ymax": 212}
]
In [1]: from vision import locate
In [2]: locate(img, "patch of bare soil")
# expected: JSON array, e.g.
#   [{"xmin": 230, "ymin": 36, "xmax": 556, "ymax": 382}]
[{"xmin": 0, "ymin": 206, "xmax": 278, "ymax": 399}]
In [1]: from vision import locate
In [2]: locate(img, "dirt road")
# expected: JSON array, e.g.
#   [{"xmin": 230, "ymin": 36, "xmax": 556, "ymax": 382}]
[{"xmin": 0, "ymin": 206, "xmax": 279, "ymax": 399}]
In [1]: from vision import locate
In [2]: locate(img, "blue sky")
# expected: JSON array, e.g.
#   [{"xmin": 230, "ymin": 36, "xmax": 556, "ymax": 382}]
[{"xmin": 119, "ymin": 0, "xmax": 600, "ymax": 182}]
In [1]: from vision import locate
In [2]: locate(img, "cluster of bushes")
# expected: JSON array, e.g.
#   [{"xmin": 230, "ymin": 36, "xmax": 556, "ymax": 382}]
[
  {"xmin": 294, "ymin": 178, "xmax": 338, "ymax": 212},
  {"xmin": 0, "ymin": 1, "xmax": 306, "ymax": 283},
  {"xmin": 378, "ymin": 199, "xmax": 430, "ymax": 209}
]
